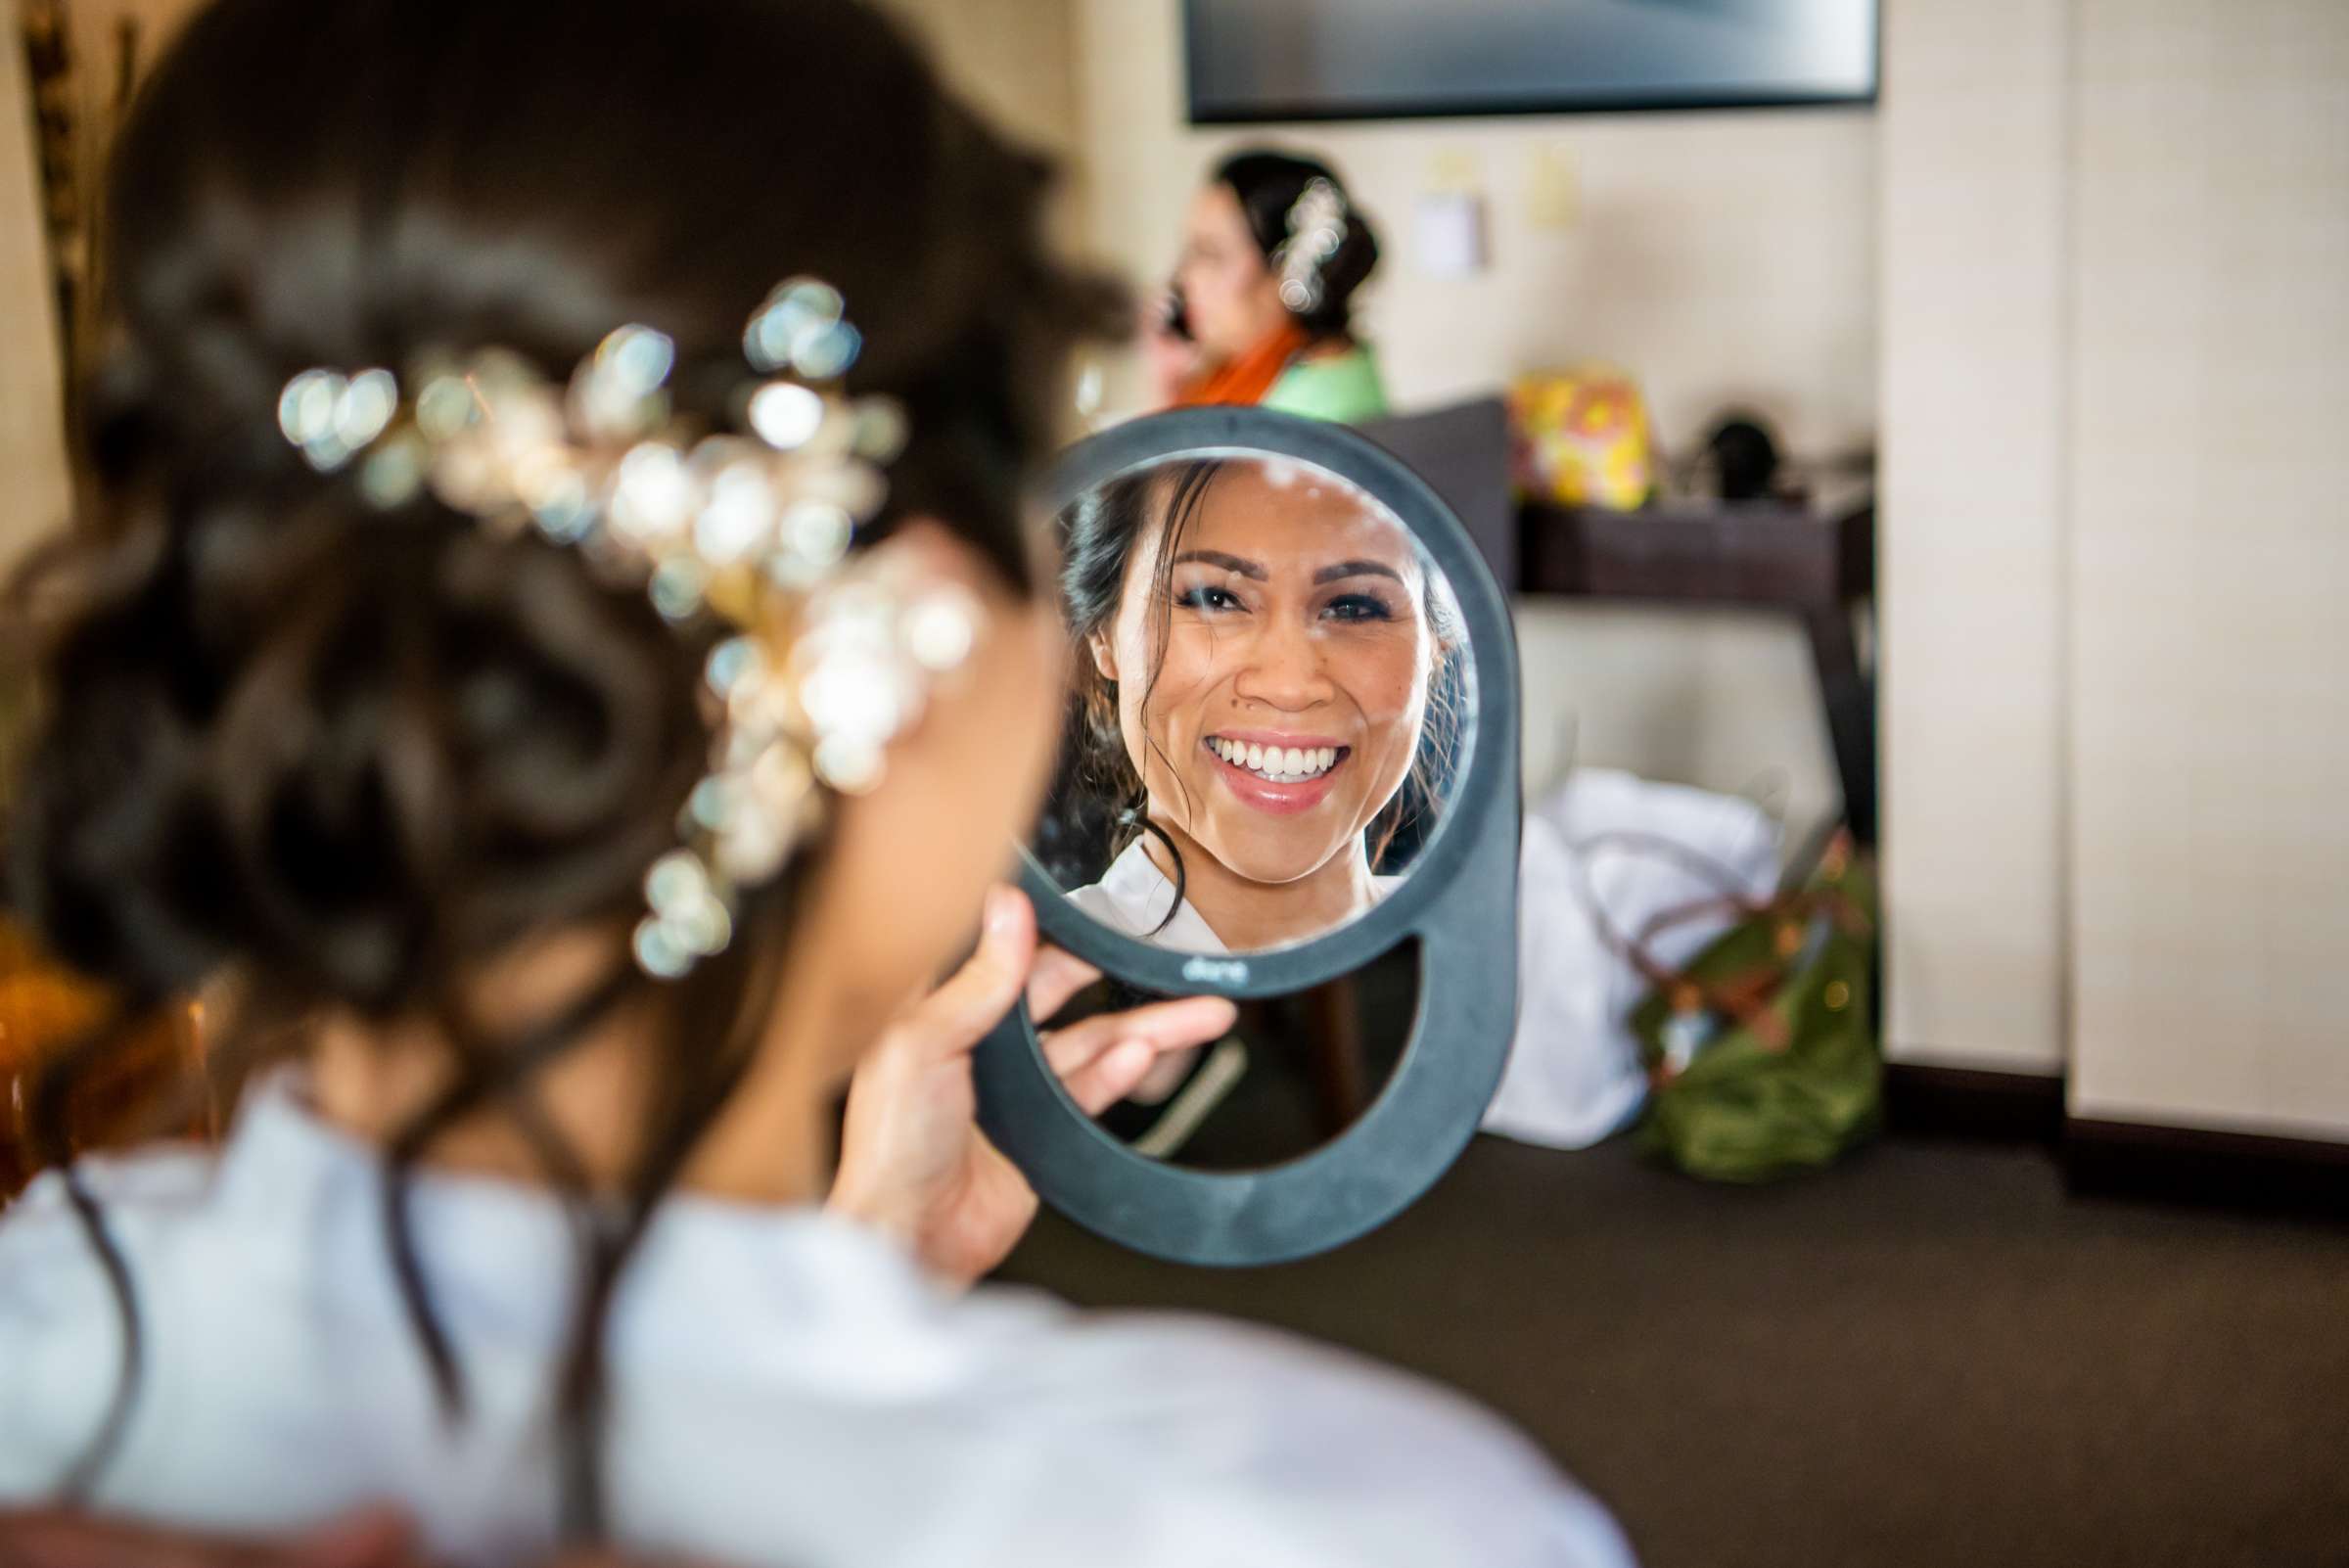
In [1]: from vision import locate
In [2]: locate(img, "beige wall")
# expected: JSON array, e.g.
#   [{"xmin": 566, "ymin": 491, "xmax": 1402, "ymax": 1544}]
[
  {"xmin": 2064, "ymin": 0, "xmax": 2349, "ymax": 1135},
  {"xmin": 0, "ymin": 0, "xmax": 71, "ymax": 573},
  {"xmin": 1071, "ymin": 0, "xmax": 1874, "ymax": 835},
  {"xmin": 1879, "ymin": 0, "xmax": 2349, "ymax": 1129},
  {"xmin": 1875, "ymin": 0, "xmax": 2074, "ymax": 1074}
]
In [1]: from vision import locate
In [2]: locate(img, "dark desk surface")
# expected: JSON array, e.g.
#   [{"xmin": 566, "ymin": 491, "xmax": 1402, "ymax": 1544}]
[{"xmin": 1519, "ymin": 493, "xmax": 1873, "ymax": 606}]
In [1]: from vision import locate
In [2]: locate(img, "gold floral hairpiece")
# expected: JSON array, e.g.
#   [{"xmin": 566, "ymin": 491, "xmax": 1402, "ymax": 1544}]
[
  {"xmin": 1274, "ymin": 177, "xmax": 1348, "ymax": 315},
  {"xmin": 275, "ymin": 279, "xmax": 982, "ymax": 979}
]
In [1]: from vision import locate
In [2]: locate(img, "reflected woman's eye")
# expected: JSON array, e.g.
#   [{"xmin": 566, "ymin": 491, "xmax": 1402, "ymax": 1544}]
[
  {"xmin": 1176, "ymin": 584, "xmax": 1245, "ymax": 613},
  {"xmin": 1323, "ymin": 594, "xmax": 1395, "ymax": 623}
]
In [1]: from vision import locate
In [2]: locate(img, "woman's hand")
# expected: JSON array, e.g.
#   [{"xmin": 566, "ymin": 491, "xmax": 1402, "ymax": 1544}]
[
  {"xmin": 828, "ymin": 885, "xmax": 1235, "ymax": 1286},
  {"xmin": 1139, "ymin": 299, "xmax": 1200, "ymax": 409}
]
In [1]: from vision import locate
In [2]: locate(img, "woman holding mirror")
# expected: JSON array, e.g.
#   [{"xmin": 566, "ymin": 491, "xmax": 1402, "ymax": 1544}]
[
  {"xmin": 0, "ymin": 1, "xmax": 1625, "ymax": 1563},
  {"xmin": 1143, "ymin": 152, "xmax": 1391, "ymax": 423}
]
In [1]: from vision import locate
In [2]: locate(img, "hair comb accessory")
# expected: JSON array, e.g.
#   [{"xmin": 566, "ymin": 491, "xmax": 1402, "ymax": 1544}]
[
  {"xmin": 276, "ymin": 278, "xmax": 982, "ymax": 979},
  {"xmin": 1274, "ymin": 177, "xmax": 1348, "ymax": 315}
]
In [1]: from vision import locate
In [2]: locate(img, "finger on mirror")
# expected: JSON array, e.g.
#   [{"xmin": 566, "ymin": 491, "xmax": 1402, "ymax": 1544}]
[
  {"xmin": 1038, "ymin": 995, "xmax": 1235, "ymax": 1082},
  {"xmin": 1129, "ymin": 1042, "xmax": 1201, "ymax": 1105},
  {"xmin": 983, "ymin": 882, "xmax": 1024, "ymax": 940},
  {"xmin": 1036, "ymin": 1011, "xmax": 1129, "ymax": 1081},
  {"xmin": 1113, "ymin": 993, "xmax": 1239, "ymax": 1050},
  {"xmin": 1061, "ymin": 1038, "xmax": 1166, "ymax": 1116},
  {"xmin": 1025, "ymin": 945, "xmax": 1103, "ymax": 1025}
]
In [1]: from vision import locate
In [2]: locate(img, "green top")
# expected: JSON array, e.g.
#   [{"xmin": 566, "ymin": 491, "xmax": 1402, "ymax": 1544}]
[{"xmin": 1262, "ymin": 343, "xmax": 1390, "ymax": 425}]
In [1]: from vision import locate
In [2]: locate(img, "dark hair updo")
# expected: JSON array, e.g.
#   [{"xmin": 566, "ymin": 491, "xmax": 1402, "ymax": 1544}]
[
  {"xmin": 1, "ymin": 0, "xmax": 1119, "ymax": 1527},
  {"xmin": 1213, "ymin": 149, "xmax": 1381, "ymax": 339}
]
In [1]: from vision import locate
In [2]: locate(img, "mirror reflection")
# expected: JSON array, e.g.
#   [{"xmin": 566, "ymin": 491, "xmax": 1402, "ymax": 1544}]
[{"xmin": 1034, "ymin": 449, "xmax": 1472, "ymax": 956}]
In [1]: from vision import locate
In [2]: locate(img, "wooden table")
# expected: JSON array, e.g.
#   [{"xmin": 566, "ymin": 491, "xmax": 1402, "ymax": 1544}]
[{"xmin": 1517, "ymin": 495, "xmax": 1877, "ymax": 846}]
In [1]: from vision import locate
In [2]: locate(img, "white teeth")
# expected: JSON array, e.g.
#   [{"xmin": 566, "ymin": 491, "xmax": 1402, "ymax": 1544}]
[{"xmin": 1211, "ymin": 738, "xmax": 1342, "ymax": 783}]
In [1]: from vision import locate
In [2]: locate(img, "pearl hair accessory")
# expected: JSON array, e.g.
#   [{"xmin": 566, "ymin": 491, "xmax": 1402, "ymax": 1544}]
[
  {"xmin": 1274, "ymin": 177, "xmax": 1349, "ymax": 315},
  {"xmin": 275, "ymin": 278, "xmax": 983, "ymax": 979}
]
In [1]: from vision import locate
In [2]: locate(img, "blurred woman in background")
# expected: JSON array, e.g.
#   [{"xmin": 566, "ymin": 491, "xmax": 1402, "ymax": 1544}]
[
  {"xmin": 0, "ymin": 1, "xmax": 1627, "ymax": 1564},
  {"xmin": 1145, "ymin": 150, "xmax": 1390, "ymax": 423}
]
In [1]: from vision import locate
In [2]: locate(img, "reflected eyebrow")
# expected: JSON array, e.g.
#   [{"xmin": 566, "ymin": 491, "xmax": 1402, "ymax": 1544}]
[
  {"xmin": 1313, "ymin": 560, "xmax": 1407, "ymax": 586},
  {"xmin": 1172, "ymin": 549, "xmax": 1266, "ymax": 580}
]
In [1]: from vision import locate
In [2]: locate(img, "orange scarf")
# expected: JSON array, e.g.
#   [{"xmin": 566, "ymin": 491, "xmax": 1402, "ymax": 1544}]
[{"xmin": 1174, "ymin": 323, "xmax": 1312, "ymax": 408}]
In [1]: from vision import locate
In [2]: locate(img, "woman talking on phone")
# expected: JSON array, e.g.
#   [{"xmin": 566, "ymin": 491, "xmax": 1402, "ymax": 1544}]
[{"xmin": 1145, "ymin": 151, "xmax": 1390, "ymax": 424}]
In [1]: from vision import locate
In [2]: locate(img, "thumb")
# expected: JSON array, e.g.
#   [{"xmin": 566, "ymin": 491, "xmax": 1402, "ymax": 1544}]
[{"xmin": 893, "ymin": 885, "xmax": 1037, "ymax": 1062}]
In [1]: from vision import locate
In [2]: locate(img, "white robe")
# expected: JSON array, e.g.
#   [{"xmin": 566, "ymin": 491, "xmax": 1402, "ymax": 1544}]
[{"xmin": 0, "ymin": 1074, "xmax": 1634, "ymax": 1568}]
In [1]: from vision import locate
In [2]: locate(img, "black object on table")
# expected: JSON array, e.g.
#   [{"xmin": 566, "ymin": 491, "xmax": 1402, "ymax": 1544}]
[{"xmin": 1517, "ymin": 494, "xmax": 1878, "ymax": 847}]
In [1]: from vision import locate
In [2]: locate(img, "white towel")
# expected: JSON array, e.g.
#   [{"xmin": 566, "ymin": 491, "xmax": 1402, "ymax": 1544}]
[{"xmin": 1482, "ymin": 769, "xmax": 1782, "ymax": 1149}]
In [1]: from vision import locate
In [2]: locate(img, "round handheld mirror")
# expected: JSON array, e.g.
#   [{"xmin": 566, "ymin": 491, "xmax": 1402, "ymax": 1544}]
[{"xmin": 975, "ymin": 407, "xmax": 1519, "ymax": 1266}]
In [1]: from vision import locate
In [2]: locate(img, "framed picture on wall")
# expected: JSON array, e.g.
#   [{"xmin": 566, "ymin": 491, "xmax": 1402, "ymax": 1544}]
[{"xmin": 1185, "ymin": 0, "xmax": 1878, "ymax": 124}]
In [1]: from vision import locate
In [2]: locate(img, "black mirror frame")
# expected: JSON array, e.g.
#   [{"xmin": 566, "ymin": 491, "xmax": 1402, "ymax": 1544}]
[{"xmin": 974, "ymin": 407, "xmax": 1521, "ymax": 1266}]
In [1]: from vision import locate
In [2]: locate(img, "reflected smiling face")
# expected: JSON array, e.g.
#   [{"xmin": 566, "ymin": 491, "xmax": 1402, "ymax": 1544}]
[{"xmin": 1096, "ymin": 460, "xmax": 1437, "ymax": 889}]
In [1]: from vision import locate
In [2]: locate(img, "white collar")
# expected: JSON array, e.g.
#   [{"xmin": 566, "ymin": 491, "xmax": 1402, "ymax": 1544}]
[
  {"xmin": 1089, "ymin": 840, "xmax": 1231, "ymax": 952},
  {"xmin": 1076, "ymin": 840, "xmax": 1404, "ymax": 954}
]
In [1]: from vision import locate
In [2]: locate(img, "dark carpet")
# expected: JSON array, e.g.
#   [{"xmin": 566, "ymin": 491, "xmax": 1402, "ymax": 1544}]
[{"xmin": 994, "ymin": 1130, "xmax": 2349, "ymax": 1568}]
